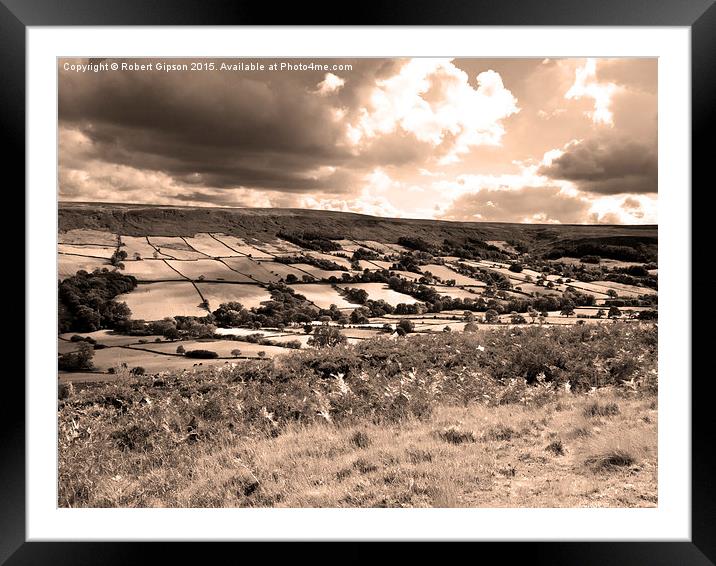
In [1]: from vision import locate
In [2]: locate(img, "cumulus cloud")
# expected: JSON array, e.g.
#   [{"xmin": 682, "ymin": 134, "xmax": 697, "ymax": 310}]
[
  {"xmin": 345, "ymin": 59, "xmax": 519, "ymax": 163},
  {"xmin": 538, "ymin": 136, "xmax": 657, "ymax": 195}
]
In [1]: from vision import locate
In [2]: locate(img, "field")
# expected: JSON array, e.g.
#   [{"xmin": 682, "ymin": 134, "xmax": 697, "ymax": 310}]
[
  {"xmin": 166, "ymin": 259, "xmax": 255, "ymax": 282},
  {"xmin": 422, "ymin": 264, "xmax": 484, "ymax": 286},
  {"xmin": 196, "ymin": 282, "xmax": 272, "ymax": 310},
  {"xmin": 115, "ymin": 281, "xmax": 207, "ymax": 319},
  {"xmin": 58, "ymin": 255, "xmax": 108, "ymax": 279},
  {"xmin": 183, "ymin": 233, "xmax": 240, "ymax": 257},
  {"xmin": 289, "ymin": 283, "xmax": 362, "ymax": 309},
  {"xmin": 120, "ymin": 235, "xmax": 170, "ymax": 260},
  {"xmin": 58, "ymin": 243, "xmax": 116, "ymax": 258},
  {"xmin": 119, "ymin": 259, "xmax": 184, "ymax": 281},
  {"xmin": 340, "ymin": 282, "xmax": 419, "ymax": 306},
  {"xmin": 212, "ymin": 234, "xmax": 274, "ymax": 258}
]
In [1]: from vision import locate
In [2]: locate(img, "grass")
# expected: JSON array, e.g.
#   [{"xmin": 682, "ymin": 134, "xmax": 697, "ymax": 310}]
[
  {"xmin": 59, "ymin": 389, "xmax": 656, "ymax": 508},
  {"xmin": 58, "ymin": 325, "xmax": 657, "ymax": 508}
]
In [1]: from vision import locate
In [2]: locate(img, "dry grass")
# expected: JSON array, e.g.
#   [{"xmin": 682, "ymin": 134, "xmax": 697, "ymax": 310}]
[{"xmin": 61, "ymin": 388, "xmax": 657, "ymax": 508}]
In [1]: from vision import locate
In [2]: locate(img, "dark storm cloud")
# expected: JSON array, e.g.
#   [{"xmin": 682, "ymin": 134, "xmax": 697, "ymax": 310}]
[
  {"xmin": 59, "ymin": 58, "xmax": 366, "ymax": 193},
  {"xmin": 538, "ymin": 136, "xmax": 657, "ymax": 195}
]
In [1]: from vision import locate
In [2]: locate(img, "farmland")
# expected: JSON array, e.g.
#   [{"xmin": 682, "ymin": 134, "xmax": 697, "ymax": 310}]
[
  {"xmin": 58, "ymin": 204, "xmax": 657, "ymax": 381},
  {"xmin": 57, "ymin": 204, "xmax": 657, "ymax": 509}
]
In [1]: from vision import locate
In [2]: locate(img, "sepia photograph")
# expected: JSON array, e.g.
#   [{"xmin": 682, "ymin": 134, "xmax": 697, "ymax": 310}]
[{"xmin": 57, "ymin": 56, "xmax": 658, "ymax": 509}]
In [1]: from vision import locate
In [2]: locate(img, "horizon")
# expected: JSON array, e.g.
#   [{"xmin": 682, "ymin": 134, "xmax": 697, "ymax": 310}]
[
  {"xmin": 57, "ymin": 200, "xmax": 657, "ymax": 228},
  {"xmin": 59, "ymin": 57, "xmax": 657, "ymax": 225}
]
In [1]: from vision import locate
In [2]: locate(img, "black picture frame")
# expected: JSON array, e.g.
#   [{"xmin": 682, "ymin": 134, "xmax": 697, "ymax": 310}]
[{"xmin": 7, "ymin": 0, "xmax": 711, "ymax": 562}]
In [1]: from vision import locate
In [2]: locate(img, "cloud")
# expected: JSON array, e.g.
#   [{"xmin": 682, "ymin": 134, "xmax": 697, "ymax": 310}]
[
  {"xmin": 315, "ymin": 72, "xmax": 346, "ymax": 95},
  {"xmin": 538, "ymin": 136, "xmax": 657, "ymax": 195},
  {"xmin": 565, "ymin": 58, "xmax": 620, "ymax": 126},
  {"xmin": 58, "ymin": 57, "xmax": 657, "ymax": 224},
  {"xmin": 345, "ymin": 59, "xmax": 519, "ymax": 163},
  {"xmin": 440, "ymin": 185, "xmax": 592, "ymax": 224},
  {"xmin": 587, "ymin": 194, "xmax": 657, "ymax": 224},
  {"xmin": 299, "ymin": 168, "xmax": 404, "ymax": 218}
]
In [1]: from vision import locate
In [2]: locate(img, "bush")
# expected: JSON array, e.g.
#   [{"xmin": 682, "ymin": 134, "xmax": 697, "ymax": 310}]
[
  {"xmin": 185, "ymin": 349, "xmax": 219, "ymax": 359},
  {"xmin": 350, "ymin": 431, "xmax": 371, "ymax": 449},
  {"xmin": 438, "ymin": 426, "xmax": 476, "ymax": 444},
  {"xmin": 583, "ymin": 401, "xmax": 620, "ymax": 418},
  {"xmin": 111, "ymin": 424, "xmax": 154, "ymax": 451},
  {"xmin": 397, "ymin": 319, "xmax": 415, "ymax": 334}
]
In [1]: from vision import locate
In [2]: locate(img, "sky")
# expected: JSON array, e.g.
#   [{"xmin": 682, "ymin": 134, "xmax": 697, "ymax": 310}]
[{"xmin": 58, "ymin": 57, "xmax": 657, "ymax": 224}]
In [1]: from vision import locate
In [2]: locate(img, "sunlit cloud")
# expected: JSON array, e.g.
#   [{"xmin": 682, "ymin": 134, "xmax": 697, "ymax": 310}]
[{"xmin": 565, "ymin": 58, "xmax": 620, "ymax": 126}]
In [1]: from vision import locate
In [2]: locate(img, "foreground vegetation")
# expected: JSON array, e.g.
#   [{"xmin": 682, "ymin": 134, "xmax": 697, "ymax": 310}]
[{"xmin": 59, "ymin": 323, "xmax": 657, "ymax": 508}]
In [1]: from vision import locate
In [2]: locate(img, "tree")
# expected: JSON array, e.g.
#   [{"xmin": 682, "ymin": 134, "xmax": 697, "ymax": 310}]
[
  {"xmin": 231, "ymin": 349, "xmax": 242, "ymax": 357},
  {"xmin": 176, "ymin": 345, "xmax": 185, "ymax": 354},
  {"xmin": 485, "ymin": 309, "xmax": 499, "ymax": 323},
  {"xmin": 397, "ymin": 319, "xmax": 415, "ymax": 334},
  {"xmin": 637, "ymin": 309, "xmax": 658, "ymax": 320},
  {"xmin": 596, "ymin": 308, "xmax": 606, "ymax": 318},
  {"xmin": 257, "ymin": 351, "xmax": 266, "ymax": 358},
  {"xmin": 560, "ymin": 303, "xmax": 575, "ymax": 317},
  {"xmin": 308, "ymin": 325, "xmax": 347, "ymax": 348},
  {"xmin": 58, "ymin": 342, "xmax": 95, "ymax": 371},
  {"xmin": 510, "ymin": 313, "xmax": 527, "ymax": 324},
  {"xmin": 528, "ymin": 307, "xmax": 538, "ymax": 324},
  {"xmin": 607, "ymin": 289, "xmax": 619, "ymax": 299},
  {"xmin": 508, "ymin": 262, "xmax": 523, "ymax": 273},
  {"xmin": 608, "ymin": 306, "xmax": 622, "ymax": 319},
  {"xmin": 285, "ymin": 273, "xmax": 298, "ymax": 284},
  {"xmin": 110, "ymin": 249, "xmax": 128, "ymax": 267}
]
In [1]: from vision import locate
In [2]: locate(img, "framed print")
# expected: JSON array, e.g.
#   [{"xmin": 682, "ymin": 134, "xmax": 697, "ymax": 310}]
[{"xmin": 7, "ymin": 0, "xmax": 713, "ymax": 562}]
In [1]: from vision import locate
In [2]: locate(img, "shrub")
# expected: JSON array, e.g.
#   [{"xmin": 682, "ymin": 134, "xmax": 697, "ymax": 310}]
[
  {"xmin": 397, "ymin": 319, "xmax": 415, "ymax": 334},
  {"xmin": 439, "ymin": 426, "xmax": 476, "ymax": 444},
  {"xmin": 508, "ymin": 262, "xmax": 523, "ymax": 273},
  {"xmin": 185, "ymin": 349, "xmax": 219, "ymax": 359},
  {"xmin": 545, "ymin": 440, "xmax": 565, "ymax": 456},
  {"xmin": 583, "ymin": 402, "xmax": 620, "ymax": 418},
  {"xmin": 350, "ymin": 431, "xmax": 371, "ymax": 449},
  {"xmin": 111, "ymin": 424, "xmax": 153, "ymax": 451},
  {"xmin": 585, "ymin": 449, "xmax": 634, "ymax": 470},
  {"xmin": 483, "ymin": 425, "xmax": 516, "ymax": 442}
]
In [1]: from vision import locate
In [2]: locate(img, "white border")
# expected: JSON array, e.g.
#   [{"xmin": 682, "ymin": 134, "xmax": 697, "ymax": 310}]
[{"xmin": 27, "ymin": 26, "xmax": 691, "ymax": 541}]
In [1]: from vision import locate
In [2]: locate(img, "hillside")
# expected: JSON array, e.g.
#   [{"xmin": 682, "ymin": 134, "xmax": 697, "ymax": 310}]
[{"xmin": 58, "ymin": 202, "xmax": 657, "ymax": 259}]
